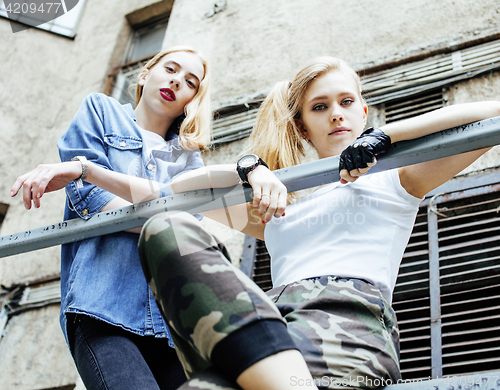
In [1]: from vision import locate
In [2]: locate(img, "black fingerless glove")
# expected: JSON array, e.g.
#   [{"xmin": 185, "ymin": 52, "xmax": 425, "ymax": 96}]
[{"xmin": 339, "ymin": 127, "xmax": 392, "ymax": 173}]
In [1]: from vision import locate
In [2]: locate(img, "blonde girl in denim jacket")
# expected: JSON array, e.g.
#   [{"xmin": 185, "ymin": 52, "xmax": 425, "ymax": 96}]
[{"xmin": 11, "ymin": 46, "xmax": 289, "ymax": 390}]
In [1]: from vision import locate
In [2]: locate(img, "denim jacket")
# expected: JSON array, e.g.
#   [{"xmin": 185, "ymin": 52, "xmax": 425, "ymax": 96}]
[{"xmin": 57, "ymin": 93, "xmax": 204, "ymax": 347}]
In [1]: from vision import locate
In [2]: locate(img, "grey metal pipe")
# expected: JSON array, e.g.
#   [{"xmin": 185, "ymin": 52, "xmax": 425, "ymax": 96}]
[{"xmin": 1, "ymin": 116, "xmax": 500, "ymax": 258}]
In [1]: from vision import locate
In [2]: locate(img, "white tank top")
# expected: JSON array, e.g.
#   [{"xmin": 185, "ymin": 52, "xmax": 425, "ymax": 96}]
[{"xmin": 264, "ymin": 169, "xmax": 423, "ymax": 304}]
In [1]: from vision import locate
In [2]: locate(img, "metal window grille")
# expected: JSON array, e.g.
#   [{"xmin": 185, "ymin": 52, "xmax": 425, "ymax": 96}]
[
  {"xmin": 211, "ymin": 107, "xmax": 260, "ymax": 144},
  {"xmin": 384, "ymin": 89, "xmax": 444, "ymax": 123},
  {"xmin": 106, "ymin": 57, "xmax": 152, "ymax": 107},
  {"xmin": 362, "ymin": 39, "xmax": 500, "ymax": 105},
  {"xmin": 252, "ymin": 239, "xmax": 273, "ymax": 292},
  {"xmin": 394, "ymin": 205, "xmax": 431, "ymax": 379},
  {"xmin": 105, "ymin": 19, "xmax": 168, "ymax": 106},
  {"xmin": 433, "ymin": 189, "xmax": 500, "ymax": 377}
]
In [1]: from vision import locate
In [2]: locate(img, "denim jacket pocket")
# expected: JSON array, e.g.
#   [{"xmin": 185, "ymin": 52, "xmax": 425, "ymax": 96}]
[
  {"xmin": 104, "ymin": 134, "xmax": 142, "ymax": 150},
  {"xmin": 104, "ymin": 134, "xmax": 143, "ymax": 174}
]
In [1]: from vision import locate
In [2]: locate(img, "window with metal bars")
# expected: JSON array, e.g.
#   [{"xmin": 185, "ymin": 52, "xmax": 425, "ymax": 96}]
[{"xmin": 106, "ymin": 18, "xmax": 169, "ymax": 106}]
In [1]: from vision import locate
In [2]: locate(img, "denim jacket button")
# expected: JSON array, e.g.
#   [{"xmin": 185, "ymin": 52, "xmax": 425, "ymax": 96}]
[
  {"xmin": 82, "ymin": 208, "xmax": 89, "ymax": 216},
  {"xmin": 120, "ymin": 141, "xmax": 126, "ymax": 148},
  {"xmin": 147, "ymin": 164, "xmax": 154, "ymax": 171}
]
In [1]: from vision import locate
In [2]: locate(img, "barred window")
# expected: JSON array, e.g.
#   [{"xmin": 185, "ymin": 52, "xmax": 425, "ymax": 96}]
[{"xmin": 106, "ymin": 18, "xmax": 168, "ymax": 106}]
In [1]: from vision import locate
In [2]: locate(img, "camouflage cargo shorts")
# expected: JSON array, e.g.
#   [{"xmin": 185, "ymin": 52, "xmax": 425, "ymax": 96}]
[{"xmin": 138, "ymin": 211, "xmax": 401, "ymax": 389}]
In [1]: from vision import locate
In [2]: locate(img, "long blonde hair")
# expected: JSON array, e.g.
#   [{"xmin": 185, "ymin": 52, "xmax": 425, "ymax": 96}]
[
  {"xmin": 250, "ymin": 57, "xmax": 362, "ymax": 171},
  {"xmin": 135, "ymin": 46, "xmax": 212, "ymax": 151}
]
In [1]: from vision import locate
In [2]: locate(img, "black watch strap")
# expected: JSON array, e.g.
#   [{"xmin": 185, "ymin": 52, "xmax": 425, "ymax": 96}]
[{"xmin": 236, "ymin": 154, "xmax": 269, "ymax": 186}]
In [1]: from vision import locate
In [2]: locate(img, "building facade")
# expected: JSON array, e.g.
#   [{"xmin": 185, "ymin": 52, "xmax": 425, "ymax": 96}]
[{"xmin": 0, "ymin": 0, "xmax": 499, "ymax": 388}]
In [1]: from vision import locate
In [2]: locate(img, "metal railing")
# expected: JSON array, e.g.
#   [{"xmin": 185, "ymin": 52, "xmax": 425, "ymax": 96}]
[{"xmin": 1, "ymin": 116, "xmax": 500, "ymax": 258}]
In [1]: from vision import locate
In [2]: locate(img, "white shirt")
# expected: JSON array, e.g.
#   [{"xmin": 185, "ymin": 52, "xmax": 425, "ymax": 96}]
[
  {"xmin": 265, "ymin": 169, "xmax": 423, "ymax": 304},
  {"xmin": 138, "ymin": 128, "xmax": 169, "ymax": 158}
]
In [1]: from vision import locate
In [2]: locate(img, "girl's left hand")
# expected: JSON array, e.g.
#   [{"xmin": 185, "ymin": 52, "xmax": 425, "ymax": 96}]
[
  {"xmin": 247, "ymin": 166, "xmax": 287, "ymax": 223},
  {"xmin": 339, "ymin": 127, "xmax": 391, "ymax": 183},
  {"xmin": 340, "ymin": 160, "xmax": 377, "ymax": 184},
  {"xmin": 10, "ymin": 161, "xmax": 82, "ymax": 209}
]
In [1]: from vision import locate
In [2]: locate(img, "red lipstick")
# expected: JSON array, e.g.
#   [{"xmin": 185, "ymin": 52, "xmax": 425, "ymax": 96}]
[{"xmin": 160, "ymin": 88, "xmax": 176, "ymax": 102}]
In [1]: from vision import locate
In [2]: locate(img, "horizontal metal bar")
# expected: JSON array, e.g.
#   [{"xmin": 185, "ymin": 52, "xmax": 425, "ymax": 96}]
[
  {"xmin": 400, "ymin": 346, "xmax": 432, "ymax": 354},
  {"xmin": 441, "ymin": 283, "xmax": 500, "ymax": 299},
  {"xmin": 423, "ymin": 169, "xmax": 500, "ymax": 202},
  {"xmin": 440, "ymin": 245, "xmax": 500, "ymax": 262},
  {"xmin": 441, "ymin": 297, "xmax": 500, "ymax": 311},
  {"xmin": 443, "ymin": 357, "xmax": 500, "ymax": 368},
  {"xmin": 438, "ymin": 207, "xmax": 499, "ymax": 225},
  {"xmin": 399, "ymin": 259, "xmax": 430, "ymax": 270},
  {"xmin": 444, "ymin": 336, "xmax": 500, "ymax": 349},
  {"xmin": 402, "ymin": 249, "xmax": 430, "ymax": 258},
  {"xmin": 400, "ymin": 325, "xmax": 431, "ymax": 334},
  {"xmin": 400, "ymin": 335, "xmax": 432, "ymax": 343},
  {"xmin": 439, "ymin": 234, "xmax": 500, "ymax": 252},
  {"xmin": 439, "ymin": 225, "xmax": 500, "ymax": 243},
  {"xmin": 440, "ymin": 255, "xmax": 500, "ymax": 272},
  {"xmin": 406, "ymin": 231, "xmax": 428, "ymax": 240},
  {"xmin": 398, "ymin": 319, "xmax": 431, "ymax": 327},
  {"xmin": 443, "ymin": 325, "xmax": 500, "ymax": 338},
  {"xmin": 395, "ymin": 278, "xmax": 430, "ymax": 287},
  {"xmin": 443, "ymin": 313, "xmax": 500, "ymax": 328},
  {"xmin": 2, "ymin": 116, "xmax": 500, "ymax": 258},
  {"xmin": 440, "ymin": 266, "xmax": 500, "ymax": 283},
  {"xmin": 394, "ymin": 306, "xmax": 430, "ymax": 315}
]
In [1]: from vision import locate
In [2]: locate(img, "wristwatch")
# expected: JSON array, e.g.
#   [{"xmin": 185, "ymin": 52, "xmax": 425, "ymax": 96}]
[
  {"xmin": 71, "ymin": 156, "xmax": 89, "ymax": 188},
  {"xmin": 236, "ymin": 154, "xmax": 269, "ymax": 186}
]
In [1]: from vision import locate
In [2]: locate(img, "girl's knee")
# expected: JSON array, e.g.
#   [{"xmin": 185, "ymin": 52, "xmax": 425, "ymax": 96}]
[
  {"xmin": 140, "ymin": 212, "xmax": 199, "ymax": 246},
  {"xmin": 140, "ymin": 211, "xmax": 218, "ymax": 261}
]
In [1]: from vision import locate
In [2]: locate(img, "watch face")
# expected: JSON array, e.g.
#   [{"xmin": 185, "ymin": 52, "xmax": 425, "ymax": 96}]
[{"xmin": 239, "ymin": 155, "xmax": 258, "ymax": 168}]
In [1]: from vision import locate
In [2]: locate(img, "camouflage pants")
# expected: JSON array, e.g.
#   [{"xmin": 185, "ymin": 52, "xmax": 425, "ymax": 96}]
[{"xmin": 138, "ymin": 212, "xmax": 401, "ymax": 389}]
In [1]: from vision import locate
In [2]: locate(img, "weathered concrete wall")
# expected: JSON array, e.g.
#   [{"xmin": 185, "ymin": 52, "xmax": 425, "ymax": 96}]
[
  {"xmin": 164, "ymin": 0, "xmax": 500, "ymax": 107},
  {"xmin": 0, "ymin": 305, "xmax": 76, "ymax": 389},
  {"xmin": 447, "ymin": 73, "xmax": 500, "ymax": 175},
  {"xmin": 0, "ymin": 0, "xmax": 167, "ymax": 287}
]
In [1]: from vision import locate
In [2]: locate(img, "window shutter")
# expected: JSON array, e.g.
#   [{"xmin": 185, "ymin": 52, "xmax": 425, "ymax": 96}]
[
  {"xmin": 435, "ymin": 188, "xmax": 500, "ymax": 376},
  {"xmin": 384, "ymin": 90, "xmax": 444, "ymax": 123},
  {"xmin": 252, "ymin": 239, "xmax": 273, "ymax": 292},
  {"xmin": 393, "ymin": 206, "xmax": 432, "ymax": 379},
  {"xmin": 362, "ymin": 40, "xmax": 500, "ymax": 105}
]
